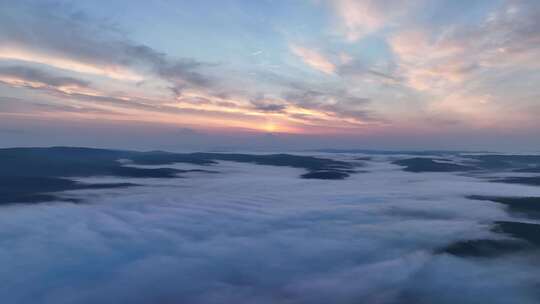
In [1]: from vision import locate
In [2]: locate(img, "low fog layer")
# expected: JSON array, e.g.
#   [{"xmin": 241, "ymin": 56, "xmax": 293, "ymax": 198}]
[{"xmin": 1, "ymin": 154, "xmax": 540, "ymax": 303}]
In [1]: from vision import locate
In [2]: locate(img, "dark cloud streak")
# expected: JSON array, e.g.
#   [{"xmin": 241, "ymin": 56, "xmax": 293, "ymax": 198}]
[
  {"xmin": 0, "ymin": 65, "xmax": 90, "ymax": 88},
  {"xmin": 0, "ymin": 1, "xmax": 214, "ymax": 91}
]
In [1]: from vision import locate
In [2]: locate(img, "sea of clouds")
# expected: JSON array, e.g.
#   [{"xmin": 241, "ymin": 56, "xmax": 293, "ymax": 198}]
[{"xmin": 1, "ymin": 155, "xmax": 540, "ymax": 304}]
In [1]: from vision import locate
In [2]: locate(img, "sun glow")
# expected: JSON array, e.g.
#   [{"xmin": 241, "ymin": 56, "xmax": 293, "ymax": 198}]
[{"xmin": 264, "ymin": 122, "xmax": 277, "ymax": 133}]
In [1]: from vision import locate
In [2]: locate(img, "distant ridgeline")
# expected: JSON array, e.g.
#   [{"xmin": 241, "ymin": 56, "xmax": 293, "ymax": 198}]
[
  {"xmin": 0, "ymin": 147, "xmax": 355, "ymax": 205},
  {"xmin": 371, "ymin": 152, "xmax": 540, "ymax": 259},
  {"xmin": 391, "ymin": 154, "xmax": 540, "ymax": 259},
  {"xmin": 317, "ymin": 149, "xmax": 540, "ymax": 178},
  {"xmin": 393, "ymin": 155, "xmax": 540, "ymax": 185},
  {"xmin": 439, "ymin": 196, "xmax": 540, "ymax": 259},
  {"xmin": 3, "ymin": 147, "xmax": 540, "ymax": 206}
]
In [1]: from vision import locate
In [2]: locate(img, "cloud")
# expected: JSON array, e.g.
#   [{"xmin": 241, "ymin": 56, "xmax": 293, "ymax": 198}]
[
  {"xmin": 367, "ymin": 69, "xmax": 402, "ymax": 83},
  {"xmin": 329, "ymin": 0, "xmax": 415, "ymax": 41},
  {"xmin": 336, "ymin": 58, "xmax": 402, "ymax": 84},
  {"xmin": 0, "ymin": 46, "xmax": 144, "ymax": 81},
  {"xmin": 254, "ymin": 103, "xmax": 288, "ymax": 113},
  {"xmin": 249, "ymin": 96, "xmax": 288, "ymax": 113},
  {"xmin": 0, "ymin": 65, "xmax": 90, "ymax": 89},
  {"xmin": 290, "ymin": 45, "xmax": 336, "ymax": 74},
  {"xmin": 389, "ymin": 30, "xmax": 465, "ymax": 91},
  {"xmin": 283, "ymin": 88, "xmax": 373, "ymax": 123},
  {"xmin": 389, "ymin": 0, "xmax": 540, "ymax": 91},
  {"xmin": 0, "ymin": 1, "xmax": 212, "ymax": 88},
  {"xmin": 0, "ymin": 96, "xmax": 117, "ymax": 115},
  {"xmin": 1, "ymin": 0, "xmax": 538, "ymax": 138},
  {"xmin": 0, "ymin": 2, "xmax": 381, "ymax": 132},
  {"xmin": 373, "ymin": 0, "xmax": 540, "ymax": 129},
  {"xmin": 249, "ymin": 70, "xmax": 378, "ymax": 126},
  {"xmin": 1, "ymin": 156, "xmax": 540, "ymax": 303}
]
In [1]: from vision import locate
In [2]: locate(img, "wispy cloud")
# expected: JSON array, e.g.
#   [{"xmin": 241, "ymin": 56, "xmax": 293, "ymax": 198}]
[
  {"xmin": 0, "ymin": 47, "xmax": 143, "ymax": 81},
  {"xmin": 0, "ymin": 0, "xmax": 539, "ymax": 147},
  {"xmin": 0, "ymin": 2, "xmax": 212, "ymax": 89},
  {"xmin": 290, "ymin": 45, "xmax": 336, "ymax": 75},
  {"xmin": 329, "ymin": 0, "xmax": 415, "ymax": 41},
  {"xmin": 383, "ymin": 0, "xmax": 540, "ymax": 126},
  {"xmin": 0, "ymin": 65, "xmax": 93, "ymax": 93}
]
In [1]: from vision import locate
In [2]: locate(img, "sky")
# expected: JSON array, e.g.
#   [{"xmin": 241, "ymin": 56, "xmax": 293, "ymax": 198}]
[{"xmin": 1, "ymin": 0, "xmax": 539, "ymax": 151}]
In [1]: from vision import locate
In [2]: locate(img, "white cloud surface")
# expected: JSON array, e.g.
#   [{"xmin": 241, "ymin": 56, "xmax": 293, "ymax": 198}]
[{"xmin": 1, "ymin": 156, "xmax": 540, "ymax": 303}]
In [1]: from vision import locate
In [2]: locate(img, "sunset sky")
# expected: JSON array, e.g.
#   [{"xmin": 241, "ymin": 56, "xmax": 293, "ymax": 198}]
[{"xmin": 1, "ymin": 0, "xmax": 539, "ymax": 151}]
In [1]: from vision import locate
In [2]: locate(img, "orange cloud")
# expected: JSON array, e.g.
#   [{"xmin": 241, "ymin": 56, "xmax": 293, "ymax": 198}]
[
  {"xmin": 0, "ymin": 74, "xmax": 101, "ymax": 96},
  {"xmin": 0, "ymin": 47, "xmax": 143, "ymax": 81}
]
